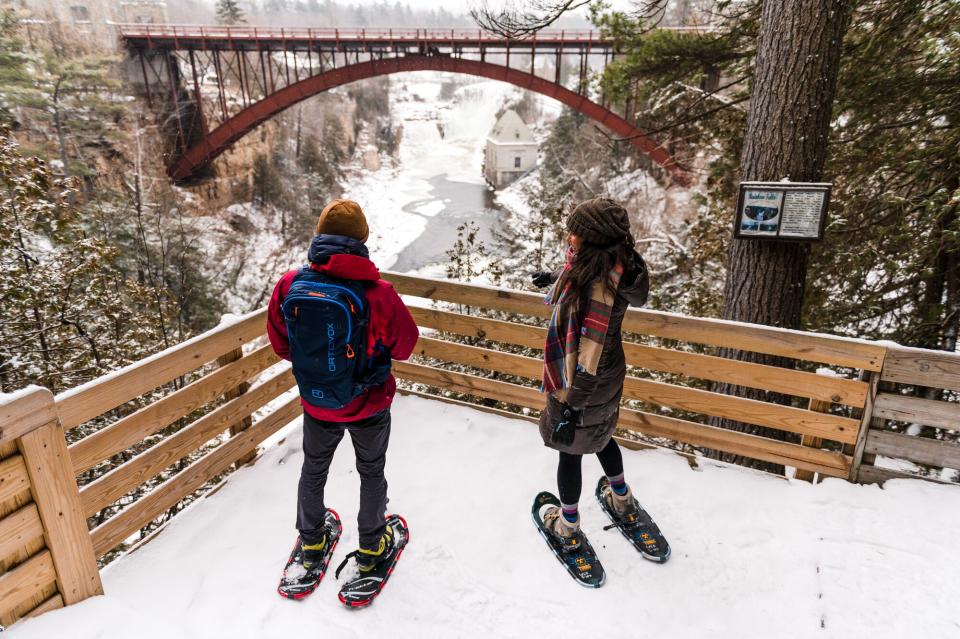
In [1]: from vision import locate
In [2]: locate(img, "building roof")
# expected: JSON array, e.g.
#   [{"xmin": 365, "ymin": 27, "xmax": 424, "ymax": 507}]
[{"xmin": 487, "ymin": 109, "xmax": 535, "ymax": 143}]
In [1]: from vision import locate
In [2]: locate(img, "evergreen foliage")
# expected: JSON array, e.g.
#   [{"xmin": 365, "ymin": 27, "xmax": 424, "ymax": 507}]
[
  {"xmin": 0, "ymin": 10, "xmax": 40, "ymax": 127},
  {"xmin": 0, "ymin": 14, "xmax": 223, "ymax": 394},
  {"xmin": 299, "ymin": 132, "xmax": 340, "ymax": 219},
  {"xmin": 323, "ymin": 116, "xmax": 351, "ymax": 165},
  {"xmin": 446, "ymin": 221, "xmax": 489, "ymax": 283},
  {"xmin": 592, "ymin": 0, "xmax": 960, "ymax": 350},
  {"xmin": 0, "ymin": 128, "xmax": 163, "ymax": 393},
  {"xmin": 0, "ymin": 11, "xmax": 123, "ymax": 181},
  {"xmin": 252, "ymin": 152, "xmax": 283, "ymax": 208},
  {"xmin": 215, "ymin": 0, "xmax": 247, "ymax": 25}
]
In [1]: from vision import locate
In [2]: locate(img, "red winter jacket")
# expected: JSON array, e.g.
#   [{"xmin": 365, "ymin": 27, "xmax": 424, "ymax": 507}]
[{"xmin": 266, "ymin": 254, "xmax": 419, "ymax": 422}]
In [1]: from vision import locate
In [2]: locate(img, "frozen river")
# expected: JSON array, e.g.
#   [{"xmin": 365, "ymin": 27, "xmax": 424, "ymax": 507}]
[
  {"xmin": 391, "ymin": 173, "xmax": 500, "ymax": 272},
  {"xmin": 342, "ymin": 74, "xmax": 548, "ymax": 276}
]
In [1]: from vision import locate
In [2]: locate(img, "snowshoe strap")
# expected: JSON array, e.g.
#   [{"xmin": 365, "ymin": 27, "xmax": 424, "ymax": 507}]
[{"xmin": 334, "ymin": 550, "xmax": 360, "ymax": 579}]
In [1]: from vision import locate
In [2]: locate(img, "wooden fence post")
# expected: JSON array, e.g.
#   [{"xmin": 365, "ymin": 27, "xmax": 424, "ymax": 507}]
[
  {"xmin": 217, "ymin": 347, "xmax": 256, "ymax": 467},
  {"xmin": 794, "ymin": 397, "xmax": 830, "ymax": 483},
  {"xmin": 7, "ymin": 388, "xmax": 103, "ymax": 607},
  {"xmin": 848, "ymin": 370, "xmax": 881, "ymax": 482}
]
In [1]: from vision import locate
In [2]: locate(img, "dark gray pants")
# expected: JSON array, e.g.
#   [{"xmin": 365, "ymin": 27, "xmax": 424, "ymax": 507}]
[{"xmin": 297, "ymin": 409, "xmax": 391, "ymax": 548}]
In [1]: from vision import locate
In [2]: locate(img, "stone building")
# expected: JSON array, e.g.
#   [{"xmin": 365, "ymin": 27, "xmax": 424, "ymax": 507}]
[
  {"xmin": 4, "ymin": 0, "xmax": 168, "ymax": 50},
  {"xmin": 483, "ymin": 109, "xmax": 538, "ymax": 188}
]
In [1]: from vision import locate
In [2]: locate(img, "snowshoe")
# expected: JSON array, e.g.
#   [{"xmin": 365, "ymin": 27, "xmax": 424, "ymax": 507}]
[
  {"xmin": 532, "ymin": 491, "xmax": 605, "ymax": 588},
  {"xmin": 596, "ymin": 477, "xmax": 671, "ymax": 563},
  {"xmin": 278, "ymin": 509, "xmax": 343, "ymax": 599},
  {"xmin": 335, "ymin": 514, "xmax": 409, "ymax": 608}
]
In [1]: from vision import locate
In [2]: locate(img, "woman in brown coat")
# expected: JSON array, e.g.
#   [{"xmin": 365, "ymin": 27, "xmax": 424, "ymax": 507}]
[{"xmin": 534, "ymin": 197, "xmax": 650, "ymax": 551}]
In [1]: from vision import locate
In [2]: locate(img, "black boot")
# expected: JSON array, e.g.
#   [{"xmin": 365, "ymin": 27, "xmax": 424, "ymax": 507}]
[
  {"xmin": 300, "ymin": 530, "xmax": 328, "ymax": 570},
  {"xmin": 356, "ymin": 525, "xmax": 395, "ymax": 573}
]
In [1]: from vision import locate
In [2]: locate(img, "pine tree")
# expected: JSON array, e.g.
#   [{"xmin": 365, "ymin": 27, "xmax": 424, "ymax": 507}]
[
  {"xmin": 589, "ymin": 1, "xmax": 959, "ymax": 472},
  {"xmin": 299, "ymin": 132, "xmax": 339, "ymax": 218},
  {"xmin": 0, "ymin": 10, "xmax": 42, "ymax": 127},
  {"xmin": 0, "ymin": 13, "xmax": 121, "ymax": 180},
  {"xmin": 0, "ymin": 128, "xmax": 166, "ymax": 393},
  {"xmin": 252, "ymin": 152, "xmax": 283, "ymax": 207},
  {"xmin": 43, "ymin": 53, "xmax": 122, "ymax": 179},
  {"xmin": 700, "ymin": 0, "xmax": 853, "ymax": 474},
  {"xmin": 216, "ymin": 0, "xmax": 247, "ymax": 25},
  {"xmin": 323, "ymin": 116, "xmax": 350, "ymax": 164}
]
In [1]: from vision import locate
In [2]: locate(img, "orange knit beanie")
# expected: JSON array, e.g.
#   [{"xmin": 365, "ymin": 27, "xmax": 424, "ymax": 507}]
[{"xmin": 315, "ymin": 199, "xmax": 369, "ymax": 242}]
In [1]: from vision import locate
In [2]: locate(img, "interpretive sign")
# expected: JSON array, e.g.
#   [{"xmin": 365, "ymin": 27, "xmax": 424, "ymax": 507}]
[{"xmin": 734, "ymin": 181, "xmax": 831, "ymax": 241}]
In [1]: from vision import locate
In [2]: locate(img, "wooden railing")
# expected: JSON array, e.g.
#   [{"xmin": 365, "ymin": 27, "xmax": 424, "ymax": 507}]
[
  {"xmin": 56, "ymin": 310, "xmax": 292, "ymax": 560},
  {"xmin": 385, "ymin": 273, "xmax": 886, "ymax": 480},
  {"xmin": 856, "ymin": 345, "xmax": 960, "ymax": 484},
  {"xmin": 0, "ymin": 271, "xmax": 955, "ymax": 625},
  {"xmin": 0, "ymin": 388, "xmax": 101, "ymax": 627}
]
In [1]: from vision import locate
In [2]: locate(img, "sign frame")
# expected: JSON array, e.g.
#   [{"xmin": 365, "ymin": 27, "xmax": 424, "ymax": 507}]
[{"xmin": 733, "ymin": 181, "xmax": 832, "ymax": 242}]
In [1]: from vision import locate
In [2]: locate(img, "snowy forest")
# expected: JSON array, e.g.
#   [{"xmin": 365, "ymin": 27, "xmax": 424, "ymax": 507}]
[{"xmin": 0, "ymin": 0, "xmax": 959, "ymax": 634}]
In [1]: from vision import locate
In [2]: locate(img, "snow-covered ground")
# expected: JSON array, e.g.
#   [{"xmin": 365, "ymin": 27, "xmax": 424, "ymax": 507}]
[{"xmin": 12, "ymin": 395, "xmax": 960, "ymax": 638}]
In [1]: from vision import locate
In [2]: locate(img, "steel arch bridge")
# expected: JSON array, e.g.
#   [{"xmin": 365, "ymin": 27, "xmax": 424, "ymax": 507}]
[{"xmin": 119, "ymin": 25, "xmax": 692, "ymax": 184}]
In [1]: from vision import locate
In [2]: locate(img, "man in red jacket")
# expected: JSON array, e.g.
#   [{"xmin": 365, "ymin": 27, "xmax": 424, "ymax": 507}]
[{"xmin": 267, "ymin": 199, "xmax": 418, "ymax": 590}]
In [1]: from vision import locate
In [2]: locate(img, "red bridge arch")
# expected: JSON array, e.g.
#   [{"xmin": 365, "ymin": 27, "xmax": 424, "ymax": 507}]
[{"xmin": 169, "ymin": 55, "xmax": 687, "ymax": 184}]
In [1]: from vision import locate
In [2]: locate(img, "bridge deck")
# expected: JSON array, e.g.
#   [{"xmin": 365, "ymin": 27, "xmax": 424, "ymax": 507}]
[
  {"xmin": 117, "ymin": 25, "xmax": 617, "ymax": 50},
  {"xmin": 11, "ymin": 395, "xmax": 960, "ymax": 638}
]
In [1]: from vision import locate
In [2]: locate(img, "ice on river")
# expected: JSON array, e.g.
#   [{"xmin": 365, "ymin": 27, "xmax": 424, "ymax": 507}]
[
  {"xmin": 342, "ymin": 74, "xmax": 538, "ymax": 272},
  {"xmin": 10, "ymin": 395, "xmax": 960, "ymax": 638}
]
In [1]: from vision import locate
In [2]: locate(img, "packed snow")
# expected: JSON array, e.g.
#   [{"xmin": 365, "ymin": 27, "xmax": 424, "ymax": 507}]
[{"xmin": 11, "ymin": 395, "xmax": 960, "ymax": 638}]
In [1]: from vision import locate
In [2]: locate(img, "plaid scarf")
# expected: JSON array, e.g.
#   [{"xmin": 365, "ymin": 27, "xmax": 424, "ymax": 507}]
[{"xmin": 542, "ymin": 250, "xmax": 623, "ymax": 399}]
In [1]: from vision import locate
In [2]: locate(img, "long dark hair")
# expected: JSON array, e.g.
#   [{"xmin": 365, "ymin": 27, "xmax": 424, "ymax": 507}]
[{"xmin": 566, "ymin": 241, "xmax": 635, "ymax": 315}]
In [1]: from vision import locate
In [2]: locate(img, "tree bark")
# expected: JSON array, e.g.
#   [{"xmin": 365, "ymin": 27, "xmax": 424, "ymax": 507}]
[
  {"xmin": 52, "ymin": 78, "xmax": 70, "ymax": 179},
  {"xmin": 708, "ymin": 0, "xmax": 852, "ymax": 474}
]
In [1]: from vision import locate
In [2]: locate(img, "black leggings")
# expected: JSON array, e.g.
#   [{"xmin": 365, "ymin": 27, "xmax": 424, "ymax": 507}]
[{"xmin": 557, "ymin": 438, "xmax": 624, "ymax": 505}]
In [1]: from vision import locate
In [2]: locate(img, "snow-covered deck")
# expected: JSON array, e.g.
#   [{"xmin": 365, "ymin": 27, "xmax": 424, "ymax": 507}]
[{"xmin": 12, "ymin": 396, "xmax": 960, "ymax": 638}]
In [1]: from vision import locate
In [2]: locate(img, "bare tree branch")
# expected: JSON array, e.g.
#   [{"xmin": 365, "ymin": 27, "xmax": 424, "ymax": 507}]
[
  {"xmin": 593, "ymin": 92, "xmax": 749, "ymax": 144},
  {"xmin": 470, "ymin": 0, "xmax": 593, "ymax": 38}
]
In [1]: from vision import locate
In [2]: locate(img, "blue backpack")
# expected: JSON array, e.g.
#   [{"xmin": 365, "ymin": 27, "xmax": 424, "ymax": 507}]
[{"xmin": 281, "ymin": 268, "xmax": 390, "ymax": 409}]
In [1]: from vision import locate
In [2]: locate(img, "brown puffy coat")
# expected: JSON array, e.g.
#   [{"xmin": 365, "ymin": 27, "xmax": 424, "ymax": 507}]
[{"xmin": 538, "ymin": 250, "xmax": 649, "ymax": 454}]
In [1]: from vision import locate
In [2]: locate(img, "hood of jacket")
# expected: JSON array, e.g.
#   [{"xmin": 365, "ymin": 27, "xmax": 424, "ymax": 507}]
[
  {"xmin": 618, "ymin": 249, "xmax": 649, "ymax": 308},
  {"xmin": 306, "ymin": 234, "xmax": 380, "ymax": 282}
]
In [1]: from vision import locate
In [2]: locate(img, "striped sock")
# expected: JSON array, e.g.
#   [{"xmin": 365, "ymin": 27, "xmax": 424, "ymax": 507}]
[
  {"xmin": 560, "ymin": 503, "xmax": 579, "ymax": 523},
  {"xmin": 608, "ymin": 473, "xmax": 628, "ymax": 495}
]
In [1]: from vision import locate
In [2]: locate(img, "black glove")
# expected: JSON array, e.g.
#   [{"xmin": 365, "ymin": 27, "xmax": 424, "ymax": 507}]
[
  {"xmin": 531, "ymin": 271, "xmax": 555, "ymax": 288},
  {"xmin": 551, "ymin": 403, "xmax": 582, "ymax": 447}
]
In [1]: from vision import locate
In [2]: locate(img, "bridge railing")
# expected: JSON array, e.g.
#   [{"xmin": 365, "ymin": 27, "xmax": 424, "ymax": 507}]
[
  {"xmin": 0, "ymin": 271, "xmax": 955, "ymax": 626},
  {"xmin": 116, "ymin": 24, "xmax": 608, "ymax": 42},
  {"xmin": 116, "ymin": 24, "xmax": 711, "ymax": 43}
]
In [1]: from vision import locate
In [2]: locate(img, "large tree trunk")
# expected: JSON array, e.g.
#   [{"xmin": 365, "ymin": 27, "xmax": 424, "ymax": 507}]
[{"xmin": 708, "ymin": 0, "xmax": 852, "ymax": 473}]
